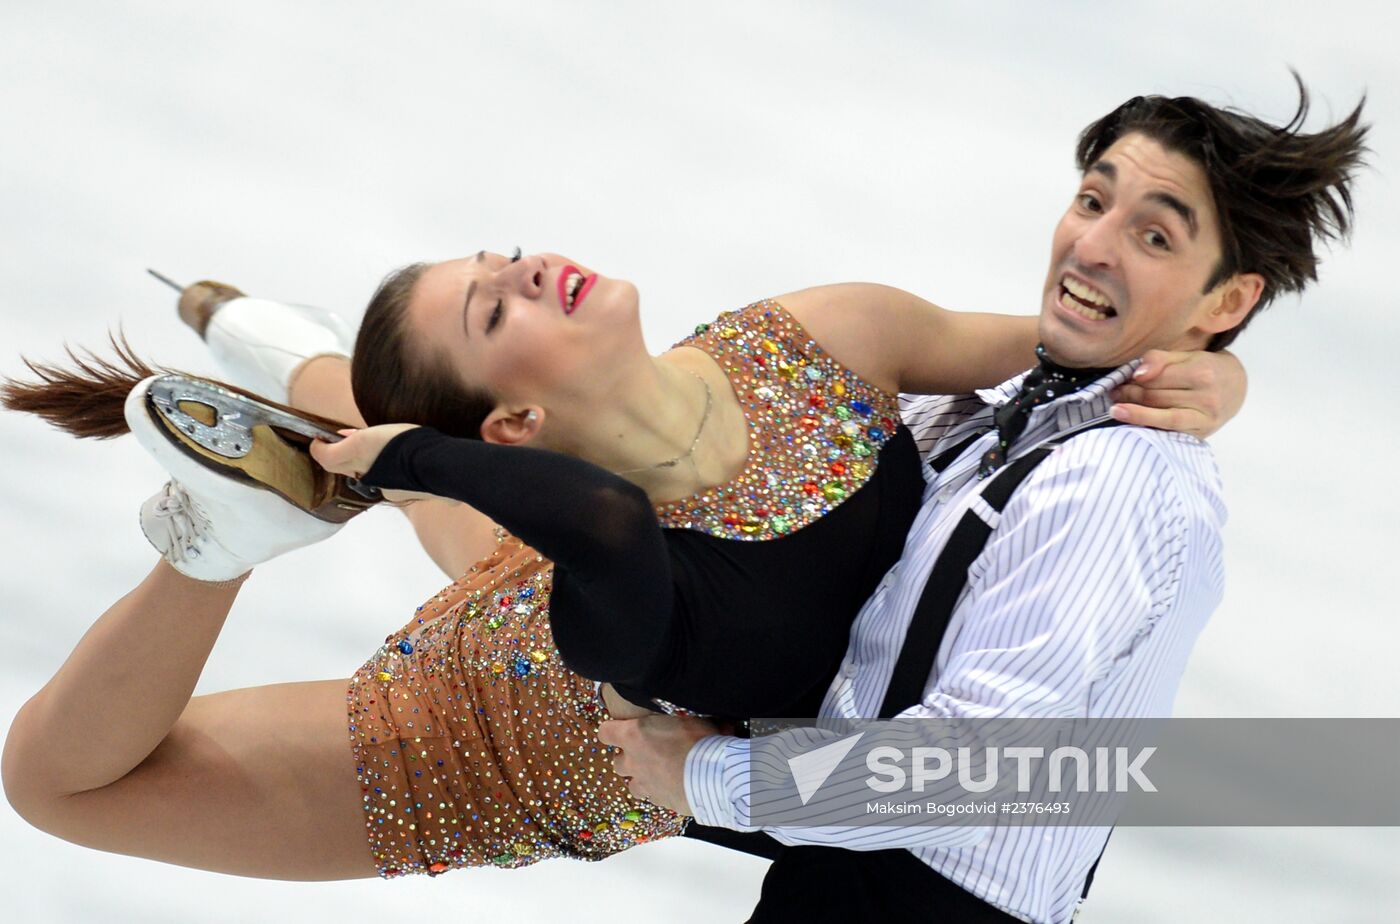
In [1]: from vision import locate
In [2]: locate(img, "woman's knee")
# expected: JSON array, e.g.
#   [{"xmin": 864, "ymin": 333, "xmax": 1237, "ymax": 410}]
[
  {"xmin": 6, "ymin": 683, "xmax": 377, "ymax": 879},
  {"xmin": 2, "ymin": 702, "xmax": 65, "ymax": 830}
]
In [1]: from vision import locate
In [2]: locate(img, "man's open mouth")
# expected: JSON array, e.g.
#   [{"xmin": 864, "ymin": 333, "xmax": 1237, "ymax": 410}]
[{"xmin": 1058, "ymin": 275, "xmax": 1118, "ymax": 322}]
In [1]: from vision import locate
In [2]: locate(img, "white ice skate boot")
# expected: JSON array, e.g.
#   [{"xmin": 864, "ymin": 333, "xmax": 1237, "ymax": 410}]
[
  {"xmin": 137, "ymin": 478, "xmax": 337, "ymax": 582},
  {"xmin": 125, "ymin": 374, "xmax": 381, "ymax": 581},
  {"xmin": 175, "ymin": 279, "xmax": 356, "ymax": 404}
]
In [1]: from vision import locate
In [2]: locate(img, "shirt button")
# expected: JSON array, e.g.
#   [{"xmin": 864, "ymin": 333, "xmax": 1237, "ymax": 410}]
[{"xmin": 843, "ymin": 661, "xmax": 859, "ymax": 678}]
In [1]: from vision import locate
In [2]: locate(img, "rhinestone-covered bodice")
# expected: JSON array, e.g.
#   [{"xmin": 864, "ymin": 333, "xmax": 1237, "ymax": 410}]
[{"xmin": 653, "ymin": 299, "xmax": 902, "ymax": 539}]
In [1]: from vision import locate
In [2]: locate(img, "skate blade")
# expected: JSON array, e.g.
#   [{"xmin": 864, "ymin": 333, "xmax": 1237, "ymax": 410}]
[{"xmin": 145, "ymin": 375, "xmax": 381, "ymax": 524}]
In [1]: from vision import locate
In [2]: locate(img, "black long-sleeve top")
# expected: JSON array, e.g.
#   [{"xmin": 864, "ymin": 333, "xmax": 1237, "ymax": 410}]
[{"xmin": 363, "ymin": 422, "xmax": 923, "ymax": 720}]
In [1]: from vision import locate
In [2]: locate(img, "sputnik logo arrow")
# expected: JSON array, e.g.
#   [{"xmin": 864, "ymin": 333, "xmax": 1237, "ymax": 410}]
[{"xmin": 787, "ymin": 733, "xmax": 865, "ymax": 805}]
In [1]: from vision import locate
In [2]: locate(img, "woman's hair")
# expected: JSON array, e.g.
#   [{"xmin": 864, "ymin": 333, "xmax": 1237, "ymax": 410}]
[
  {"xmin": 350, "ymin": 262, "xmax": 497, "ymax": 439},
  {"xmin": 2, "ymin": 263, "xmax": 497, "ymax": 446},
  {"xmin": 0, "ymin": 329, "xmax": 351, "ymax": 439},
  {"xmin": 1074, "ymin": 71, "xmax": 1370, "ymax": 350}
]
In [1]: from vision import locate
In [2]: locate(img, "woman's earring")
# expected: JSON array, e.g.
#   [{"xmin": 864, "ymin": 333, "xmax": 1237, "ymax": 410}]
[{"xmin": 526, "ymin": 411, "xmax": 538, "ymax": 422}]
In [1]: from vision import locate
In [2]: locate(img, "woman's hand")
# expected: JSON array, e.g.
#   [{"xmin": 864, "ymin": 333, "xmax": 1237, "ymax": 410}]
[
  {"xmin": 309, "ymin": 423, "xmax": 421, "ymax": 481},
  {"xmin": 1109, "ymin": 349, "xmax": 1247, "ymax": 439}
]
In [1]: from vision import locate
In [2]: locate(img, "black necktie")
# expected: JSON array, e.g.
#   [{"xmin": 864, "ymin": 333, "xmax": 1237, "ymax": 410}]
[{"xmin": 978, "ymin": 345, "xmax": 1117, "ymax": 479}]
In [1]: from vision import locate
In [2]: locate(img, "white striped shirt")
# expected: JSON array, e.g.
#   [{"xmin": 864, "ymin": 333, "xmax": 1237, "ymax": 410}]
[{"xmin": 684, "ymin": 360, "xmax": 1228, "ymax": 923}]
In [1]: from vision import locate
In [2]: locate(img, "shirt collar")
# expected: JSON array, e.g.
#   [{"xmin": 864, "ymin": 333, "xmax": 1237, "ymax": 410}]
[{"xmin": 974, "ymin": 357, "xmax": 1143, "ymax": 409}]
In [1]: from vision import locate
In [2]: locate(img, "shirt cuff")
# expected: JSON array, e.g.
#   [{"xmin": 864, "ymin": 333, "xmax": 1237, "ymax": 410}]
[{"xmin": 683, "ymin": 734, "xmax": 753, "ymax": 830}]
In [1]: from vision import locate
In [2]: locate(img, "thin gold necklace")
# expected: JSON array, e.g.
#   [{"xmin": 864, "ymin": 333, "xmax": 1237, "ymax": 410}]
[{"xmin": 614, "ymin": 369, "xmax": 713, "ymax": 476}]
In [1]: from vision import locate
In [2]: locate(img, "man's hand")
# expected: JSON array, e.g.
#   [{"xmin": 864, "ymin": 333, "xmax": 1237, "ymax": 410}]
[
  {"xmin": 597, "ymin": 714, "xmax": 726, "ymax": 815},
  {"xmin": 1110, "ymin": 348, "xmax": 1247, "ymax": 439}
]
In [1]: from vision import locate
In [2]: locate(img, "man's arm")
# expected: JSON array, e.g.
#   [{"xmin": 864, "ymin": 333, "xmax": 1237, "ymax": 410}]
[{"xmin": 678, "ymin": 428, "xmax": 1214, "ymax": 846}]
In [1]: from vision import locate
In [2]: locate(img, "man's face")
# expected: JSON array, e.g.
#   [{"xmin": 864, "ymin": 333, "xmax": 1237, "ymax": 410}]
[{"xmin": 1039, "ymin": 132, "xmax": 1237, "ymax": 367}]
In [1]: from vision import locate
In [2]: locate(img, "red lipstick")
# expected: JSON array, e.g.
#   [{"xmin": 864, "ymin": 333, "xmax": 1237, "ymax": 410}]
[{"xmin": 557, "ymin": 265, "xmax": 597, "ymax": 315}]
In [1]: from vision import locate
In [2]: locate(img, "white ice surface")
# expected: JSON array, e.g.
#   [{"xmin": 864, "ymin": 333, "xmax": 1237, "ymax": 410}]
[{"xmin": 1, "ymin": 2, "xmax": 1397, "ymax": 921}]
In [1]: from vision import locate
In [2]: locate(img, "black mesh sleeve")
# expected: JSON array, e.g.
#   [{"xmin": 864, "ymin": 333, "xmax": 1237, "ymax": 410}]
[{"xmin": 361, "ymin": 426, "xmax": 671, "ymax": 683}]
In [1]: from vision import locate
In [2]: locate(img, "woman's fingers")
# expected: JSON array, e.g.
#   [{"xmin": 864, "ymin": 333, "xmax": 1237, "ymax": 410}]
[
  {"xmin": 1134, "ymin": 348, "xmax": 1208, "ymax": 385},
  {"xmin": 1112, "ymin": 376, "xmax": 1222, "ymax": 437},
  {"xmin": 1111, "ymin": 402, "xmax": 1211, "ymax": 438},
  {"xmin": 1131, "ymin": 349, "xmax": 1176, "ymax": 382},
  {"xmin": 1129, "ymin": 348, "xmax": 1245, "ymax": 438},
  {"xmin": 1112, "ymin": 383, "xmax": 1199, "ymax": 409},
  {"xmin": 310, "ymin": 424, "xmax": 416, "ymax": 479},
  {"xmin": 309, "ymin": 436, "xmax": 355, "ymax": 476}
]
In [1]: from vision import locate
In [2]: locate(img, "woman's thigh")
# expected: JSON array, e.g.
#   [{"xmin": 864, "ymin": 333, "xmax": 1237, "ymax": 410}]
[{"xmin": 32, "ymin": 678, "xmax": 377, "ymax": 881}]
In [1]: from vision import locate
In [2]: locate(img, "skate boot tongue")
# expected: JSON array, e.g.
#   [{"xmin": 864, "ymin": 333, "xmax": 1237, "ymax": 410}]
[
  {"xmin": 139, "ymin": 480, "xmax": 233, "ymax": 579},
  {"xmin": 136, "ymin": 467, "xmax": 343, "ymax": 583}
]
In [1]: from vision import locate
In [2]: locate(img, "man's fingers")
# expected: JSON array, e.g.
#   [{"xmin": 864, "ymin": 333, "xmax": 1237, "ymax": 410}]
[
  {"xmin": 596, "ymin": 718, "xmax": 634, "ymax": 748},
  {"xmin": 599, "ymin": 720, "xmax": 638, "ymax": 782}
]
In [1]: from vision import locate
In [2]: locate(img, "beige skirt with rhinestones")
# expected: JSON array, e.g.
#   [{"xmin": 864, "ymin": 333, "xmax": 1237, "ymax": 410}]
[{"xmin": 345, "ymin": 535, "xmax": 688, "ymax": 878}]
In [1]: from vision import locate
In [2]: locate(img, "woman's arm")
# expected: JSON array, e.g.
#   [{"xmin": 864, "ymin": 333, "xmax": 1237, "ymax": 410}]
[
  {"xmin": 777, "ymin": 282, "xmax": 1038, "ymax": 394},
  {"xmin": 311, "ymin": 426, "xmax": 673, "ymax": 686},
  {"xmin": 778, "ymin": 282, "xmax": 1246, "ymax": 439}
]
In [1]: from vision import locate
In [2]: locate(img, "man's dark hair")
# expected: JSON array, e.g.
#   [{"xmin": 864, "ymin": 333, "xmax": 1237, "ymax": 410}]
[{"xmin": 1075, "ymin": 72, "xmax": 1370, "ymax": 350}]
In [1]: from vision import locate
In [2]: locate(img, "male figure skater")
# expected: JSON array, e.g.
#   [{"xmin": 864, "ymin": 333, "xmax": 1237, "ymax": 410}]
[{"xmin": 602, "ymin": 79, "xmax": 1369, "ymax": 922}]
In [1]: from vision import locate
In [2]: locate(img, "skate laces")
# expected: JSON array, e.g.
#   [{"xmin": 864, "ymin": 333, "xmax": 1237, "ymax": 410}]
[{"xmin": 148, "ymin": 480, "xmax": 213, "ymax": 563}]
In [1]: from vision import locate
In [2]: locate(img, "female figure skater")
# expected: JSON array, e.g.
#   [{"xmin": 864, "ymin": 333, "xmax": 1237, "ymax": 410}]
[{"xmin": 0, "ymin": 251, "xmax": 1243, "ymax": 882}]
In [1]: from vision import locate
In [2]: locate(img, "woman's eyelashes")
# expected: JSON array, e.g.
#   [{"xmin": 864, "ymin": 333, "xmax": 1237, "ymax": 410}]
[{"xmin": 484, "ymin": 248, "xmax": 522, "ymax": 332}]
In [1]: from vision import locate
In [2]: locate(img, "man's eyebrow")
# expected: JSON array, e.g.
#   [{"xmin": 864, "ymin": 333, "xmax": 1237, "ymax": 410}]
[
  {"xmin": 1146, "ymin": 191, "xmax": 1198, "ymax": 239},
  {"xmin": 1087, "ymin": 160, "xmax": 1198, "ymax": 239},
  {"xmin": 1089, "ymin": 160, "xmax": 1116, "ymax": 181},
  {"xmin": 462, "ymin": 279, "xmax": 477, "ymax": 339}
]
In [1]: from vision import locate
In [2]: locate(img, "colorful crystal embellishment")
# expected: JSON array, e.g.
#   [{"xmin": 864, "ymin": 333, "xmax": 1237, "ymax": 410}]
[{"xmin": 654, "ymin": 300, "xmax": 901, "ymax": 541}]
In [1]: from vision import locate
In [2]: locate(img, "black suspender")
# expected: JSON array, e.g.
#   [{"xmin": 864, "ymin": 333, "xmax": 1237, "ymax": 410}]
[
  {"xmin": 878, "ymin": 417, "xmax": 1124, "ymax": 900},
  {"xmin": 924, "ymin": 428, "xmax": 987, "ymax": 477},
  {"xmin": 877, "ymin": 416, "xmax": 1124, "ymax": 719}
]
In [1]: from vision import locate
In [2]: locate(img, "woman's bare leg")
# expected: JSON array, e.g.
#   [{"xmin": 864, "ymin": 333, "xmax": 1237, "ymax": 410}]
[
  {"xmin": 286, "ymin": 354, "xmax": 369, "ymax": 430},
  {"xmin": 287, "ymin": 356, "xmax": 500, "ymax": 578},
  {"xmin": 2, "ymin": 560, "xmax": 376, "ymax": 880}
]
